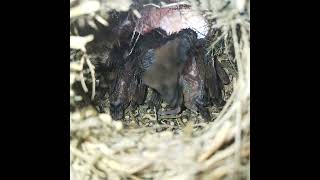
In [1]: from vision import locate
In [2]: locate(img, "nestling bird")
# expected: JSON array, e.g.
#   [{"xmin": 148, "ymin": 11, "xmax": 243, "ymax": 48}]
[
  {"xmin": 106, "ymin": 28, "xmax": 230, "ymax": 120},
  {"xmin": 109, "ymin": 57, "xmax": 146, "ymax": 120},
  {"xmin": 194, "ymin": 38, "xmax": 230, "ymax": 107},
  {"xmin": 143, "ymin": 36, "xmax": 230, "ymax": 120},
  {"xmin": 140, "ymin": 28, "xmax": 198, "ymax": 109},
  {"xmin": 179, "ymin": 44, "xmax": 211, "ymax": 120},
  {"xmin": 108, "ymin": 68, "xmax": 129, "ymax": 120}
]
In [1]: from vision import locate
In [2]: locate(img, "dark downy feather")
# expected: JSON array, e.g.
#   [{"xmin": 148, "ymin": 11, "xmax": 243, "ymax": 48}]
[{"xmin": 141, "ymin": 28, "xmax": 198, "ymax": 107}]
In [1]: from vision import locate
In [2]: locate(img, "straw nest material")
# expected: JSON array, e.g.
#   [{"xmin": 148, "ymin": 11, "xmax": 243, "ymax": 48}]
[{"xmin": 70, "ymin": 0, "xmax": 250, "ymax": 179}]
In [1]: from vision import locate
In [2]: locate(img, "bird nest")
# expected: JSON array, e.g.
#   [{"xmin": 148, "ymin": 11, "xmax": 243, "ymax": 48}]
[{"xmin": 70, "ymin": 0, "xmax": 250, "ymax": 179}]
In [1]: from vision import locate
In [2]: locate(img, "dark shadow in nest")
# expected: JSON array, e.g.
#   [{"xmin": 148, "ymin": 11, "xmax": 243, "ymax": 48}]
[{"xmin": 70, "ymin": 7, "xmax": 237, "ymax": 131}]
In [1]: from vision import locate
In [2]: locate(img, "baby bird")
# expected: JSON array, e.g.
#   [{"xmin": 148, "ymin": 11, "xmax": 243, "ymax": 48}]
[
  {"xmin": 109, "ymin": 58, "xmax": 146, "ymax": 120},
  {"xmin": 140, "ymin": 28, "xmax": 198, "ymax": 108},
  {"xmin": 180, "ymin": 51, "xmax": 211, "ymax": 120}
]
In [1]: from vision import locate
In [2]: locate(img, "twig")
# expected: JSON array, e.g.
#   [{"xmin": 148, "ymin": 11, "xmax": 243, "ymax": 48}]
[
  {"xmin": 202, "ymin": 144, "xmax": 235, "ymax": 170},
  {"xmin": 206, "ymin": 90, "xmax": 236, "ymax": 133},
  {"xmin": 206, "ymin": 163, "xmax": 233, "ymax": 179},
  {"xmin": 234, "ymin": 102, "xmax": 242, "ymax": 177},
  {"xmin": 159, "ymin": 114, "xmax": 182, "ymax": 119},
  {"xmin": 130, "ymin": 27, "xmax": 137, "ymax": 46},
  {"xmin": 206, "ymin": 31, "xmax": 227, "ymax": 55},
  {"xmin": 128, "ymin": 174, "xmax": 144, "ymax": 180},
  {"xmin": 154, "ymin": 107, "xmax": 158, "ymax": 123},
  {"xmin": 85, "ymin": 55, "xmax": 96, "ymax": 100},
  {"xmin": 198, "ymin": 121, "xmax": 232, "ymax": 162},
  {"xmin": 126, "ymin": 124, "xmax": 179, "ymax": 133},
  {"xmin": 143, "ymin": 1, "xmax": 190, "ymax": 9},
  {"xmin": 224, "ymin": 31, "xmax": 238, "ymax": 75},
  {"xmin": 128, "ymin": 31, "xmax": 141, "ymax": 56},
  {"xmin": 97, "ymin": 157, "xmax": 151, "ymax": 176},
  {"xmin": 190, "ymin": 27, "xmax": 207, "ymax": 38},
  {"xmin": 79, "ymin": 55, "xmax": 88, "ymax": 92},
  {"xmin": 143, "ymin": 3, "xmax": 161, "ymax": 8},
  {"xmin": 127, "ymin": 161, "xmax": 152, "ymax": 174},
  {"xmin": 231, "ymin": 23, "xmax": 243, "ymax": 78}
]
